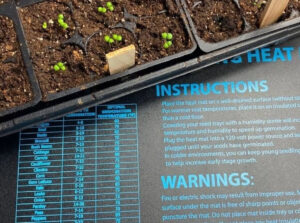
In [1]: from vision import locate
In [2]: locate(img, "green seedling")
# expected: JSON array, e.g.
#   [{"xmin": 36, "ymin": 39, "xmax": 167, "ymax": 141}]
[
  {"xmin": 60, "ymin": 65, "xmax": 66, "ymax": 71},
  {"xmin": 104, "ymin": 35, "xmax": 114, "ymax": 44},
  {"xmin": 104, "ymin": 35, "xmax": 110, "ymax": 42},
  {"xmin": 53, "ymin": 62, "xmax": 67, "ymax": 72},
  {"xmin": 162, "ymin": 32, "xmax": 173, "ymax": 40},
  {"xmin": 105, "ymin": 34, "xmax": 123, "ymax": 44},
  {"xmin": 106, "ymin": 2, "xmax": 114, "ymax": 11},
  {"xmin": 109, "ymin": 39, "xmax": 114, "ymax": 44},
  {"xmin": 98, "ymin": 2, "xmax": 114, "ymax": 13},
  {"xmin": 58, "ymin": 14, "xmax": 64, "ymax": 20},
  {"xmin": 53, "ymin": 64, "xmax": 60, "ymax": 71},
  {"xmin": 57, "ymin": 14, "xmax": 69, "ymax": 30},
  {"xmin": 112, "ymin": 34, "xmax": 122, "ymax": 41},
  {"xmin": 112, "ymin": 34, "xmax": 118, "ymax": 40},
  {"xmin": 167, "ymin": 33, "xmax": 173, "ymax": 40},
  {"xmin": 161, "ymin": 32, "xmax": 168, "ymax": 39},
  {"xmin": 42, "ymin": 22, "xmax": 47, "ymax": 29},
  {"xmin": 98, "ymin": 7, "xmax": 107, "ymax": 13},
  {"xmin": 162, "ymin": 32, "xmax": 173, "ymax": 49},
  {"xmin": 163, "ymin": 41, "xmax": 172, "ymax": 49}
]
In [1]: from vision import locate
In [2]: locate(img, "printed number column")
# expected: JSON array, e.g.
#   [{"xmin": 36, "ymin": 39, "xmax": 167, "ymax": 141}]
[
  {"xmin": 16, "ymin": 120, "xmax": 63, "ymax": 222},
  {"xmin": 61, "ymin": 108, "xmax": 97, "ymax": 222},
  {"xmin": 96, "ymin": 104, "xmax": 140, "ymax": 223}
]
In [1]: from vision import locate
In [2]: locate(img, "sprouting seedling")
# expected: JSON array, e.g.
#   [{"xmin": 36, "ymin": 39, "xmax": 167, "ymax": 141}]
[
  {"xmin": 57, "ymin": 14, "xmax": 69, "ymax": 30},
  {"xmin": 106, "ymin": 2, "xmax": 114, "ymax": 11},
  {"xmin": 42, "ymin": 22, "xmax": 47, "ymax": 30},
  {"xmin": 105, "ymin": 34, "xmax": 123, "ymax": 44},
  {"xmin": 163, "ymin": 41, "xmax": 172, "ymax": 49},
  {"xmin": 98, "ymin": 2, "xmax": 114, "ymax": 13},
  {"xmin": 161, "ymin": 32, "xmax": 173, "ymax": 49},
  {"xmin": 98, "ymin": 7, "xmax": 107, "ymax": 13},
  {"xmin": 161, "ymin": 32, "xmax": 168, "ymax": 39},
  {"xmin": 162, "ymin": 32, "xmax": 173, "ymax": 41},
  {"xmin": 104, "ymin": 35, "xmax": 115, "ymax": 44},
  {"xmin": 112, "ymin": 34, "xmax": 122, "ymax": 42},
  {"xmin": 53, "ymin": 62, "xmax": 67, "ymax": 72}
]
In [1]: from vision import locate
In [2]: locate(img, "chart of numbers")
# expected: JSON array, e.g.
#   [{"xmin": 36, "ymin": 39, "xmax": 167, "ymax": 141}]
[{"xmin": 15, "ymin": 104, "xmax": 140, "ymax": 223}]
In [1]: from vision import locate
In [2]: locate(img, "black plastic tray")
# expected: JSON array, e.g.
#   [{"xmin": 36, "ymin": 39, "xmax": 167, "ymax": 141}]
[
  {"xmin": 1, "ymin": 22, "xmax": 300, "ymax": 137},
  {"xmin": 181, "ymin": 0, "xmax": 300, "ymax": 52},
  {"xmin": 16, "ymin": 0, "xmax": 197, "ymax": 101},
  {"xmin": 0, "ymin": 1, "xmax": 41, "ymax": 117}
]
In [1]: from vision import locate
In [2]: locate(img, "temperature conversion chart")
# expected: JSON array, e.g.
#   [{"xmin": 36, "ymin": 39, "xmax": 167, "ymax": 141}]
[{"xmin": 15, "ymin": 104, "xmax": 140, "ymax": 223}]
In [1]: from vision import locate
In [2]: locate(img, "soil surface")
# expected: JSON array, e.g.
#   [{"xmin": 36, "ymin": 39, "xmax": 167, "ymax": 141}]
[
  {"xmin": 19, "ymin": 0, "xmax": 192, "ymax": 99},
  {"xmin": 187, "ymin": 0, "xmax": 300, "ymax": 43},
  {"xmin": 0, "ymin": 16, "xmax": 33, "ymax": 111},
  {"xmin": 186, "ymin": 0, "xmax": 244, "ymax": 42}
]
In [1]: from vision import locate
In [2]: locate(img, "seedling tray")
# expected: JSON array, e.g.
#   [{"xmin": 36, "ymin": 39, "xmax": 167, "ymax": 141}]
[
  {"xmin": 181, "ymin": 0, "xmax": 300, "ymax": 52},
  {"xmin": 1, "ymin": 22, "xmax": 300, "ymax": 137},
  {"xmin": 0, "ymin": 1, "xmax": 41, "ymax": 117},
  {"xmin": 15, "ymin": 0, "xmax": 197, "ymax": 101},
  {"xmin": 0, "ymin": 0, "xmax": 300, "ymax": 137}
]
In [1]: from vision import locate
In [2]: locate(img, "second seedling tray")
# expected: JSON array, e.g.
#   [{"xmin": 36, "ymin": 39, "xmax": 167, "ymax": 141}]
[{"xmin": 181, "ymin": 0, "xmax": 300, "ymax": 52}]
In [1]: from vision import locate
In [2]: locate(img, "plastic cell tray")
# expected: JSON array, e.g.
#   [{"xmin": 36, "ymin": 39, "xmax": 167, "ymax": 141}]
[{"xmin": 0, "ymin": 0, "xmax": 300, "ymax": 136}]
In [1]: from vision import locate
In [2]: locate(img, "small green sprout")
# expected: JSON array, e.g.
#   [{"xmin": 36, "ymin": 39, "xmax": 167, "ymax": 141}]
[
  {"xmin": 105, "ymin": 34, "xmax": 122, "ymax": 44},
  {"xmin": 57, "ymin": 62, "xmax": 64, "ymax": 68},
  {"xmin": 53, "ymin": 64, "xmax": 60, "ymax": 71},
  {"xmin": 62, "ymin": 23, "xmax": 69, "ymax": 29},
  {"xmin": 98, "ymin": 2, "xmax": 114, "ymax": 13},
  {"xmin": 61, "ymin": 65, "xmax": 66, "ymax": 71},
  {"xmin": 104, "ymin": 35, "xmax": 114, "ymax": 44},
  {"xmin": 163, "ymin": 41, "xmax": 172, "ymax": 49},
  {"xmin": 58, "ymin": 14, "xmax": 64, "ymax": 20},
  {"xmin": 112, "ymin": 34, "xmax": 122, "ymax": 41},
  {"xmin": 53, "ymin": 62, "xmax": 67, "ymax": 72},
  {"xmin": 167, "ymin": 33, "xmax": 173, "ymax": 40},
  {"xmin": 117, "ymin": 35, "xmax": 122, "ymax": 41},
  {"xmin": 42, "ymin": 22, "xmax": 47, "ymax": 29},
  {"xmin": 98, "ymin": 7, "xmax": 107, "ymax": 13},
  {"xmin": 106, "ymin": 2, "xmax": 114, "ymax": 11},
  {"xmin": 162, "ymin": 32, "xmax": 173, "ymax": 49},
  {"xmin": 104, "ymin": 35, "xmax": 111, "ymax": 42},
  {"xmin": 161, "ymin": 32, "xmax": 168, "ymax": 39},
  {"xmin": 57, "ymin": 14, "xmax": 69, "ymax": 30},
  {"xmin": 112, "ymin": 34, "xmax": 118, "ymax": 40},
  {"xmin": 162, "ymin": 32, "xmax": 173, "ymax": 40}
]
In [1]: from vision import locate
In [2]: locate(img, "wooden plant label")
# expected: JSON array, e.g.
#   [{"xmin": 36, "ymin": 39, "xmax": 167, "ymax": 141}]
[
  {"xmin": 106, "ymin": 44, "xmax": 136, "ymax": 75},
  {"xmin": 260, "ymin": 0, "xmax": 290, "ymax": 28}
]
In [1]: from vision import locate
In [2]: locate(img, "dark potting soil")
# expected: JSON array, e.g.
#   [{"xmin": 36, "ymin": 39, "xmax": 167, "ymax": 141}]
[
  {"xmin": 186, "ymin": 0, "xmax": 244, "ymax": 42},
  {"xmin": 186, "ymin": 0, "xmax": 300, "ymax": 43},
  {"xmin": 19, "ymin": 0, "xmax": 193, "ymax": 99},
  {"xmin": 0, "ymin": 16, "xmax": 33, "ymax": 111}
]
